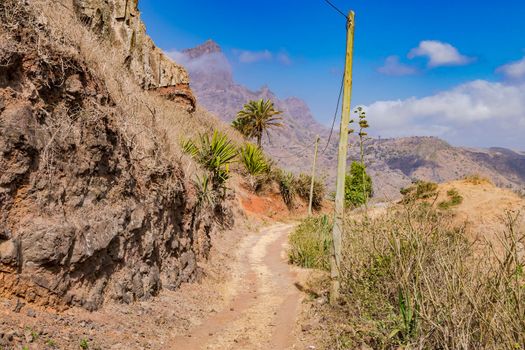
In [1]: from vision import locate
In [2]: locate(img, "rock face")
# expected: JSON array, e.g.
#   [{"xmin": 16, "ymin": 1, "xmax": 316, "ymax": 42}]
[
  {"xmin": 180, "ymin": 40, "xmax": 525, "ymax": 199},
  {"xmin": 73, "ymin": 0, "xmax": 196, "ymax": 112},
  {"xmin": 0, "ymin": 0, "xmax": 214, "ymax": 310}
]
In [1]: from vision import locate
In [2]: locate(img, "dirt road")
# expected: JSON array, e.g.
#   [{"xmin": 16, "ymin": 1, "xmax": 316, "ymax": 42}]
[{"xmin": 173, "ymin": 223, "xmax": 302, "ymax": 350}]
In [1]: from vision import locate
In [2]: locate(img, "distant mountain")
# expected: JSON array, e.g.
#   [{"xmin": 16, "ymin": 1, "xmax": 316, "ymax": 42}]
[{"xmin": 179, "ymin": 40, "xmax": 525, "ymax": 199}]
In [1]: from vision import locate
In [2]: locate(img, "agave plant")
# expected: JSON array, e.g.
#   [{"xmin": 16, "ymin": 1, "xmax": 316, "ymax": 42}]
[
  {"xmin": 182, "ymin": 130, "xmax": 237, "ymax": 190},
  {"xmin": 238, "ymin": 143, "xmax": 269, "ymax": 191}
]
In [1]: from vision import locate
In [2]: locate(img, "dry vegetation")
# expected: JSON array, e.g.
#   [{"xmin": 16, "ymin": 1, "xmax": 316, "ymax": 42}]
[
  {"xmin": 334, "ymin": 205, "xmax": 525, "ymax": 349},
  {"xmin": 22, "ymin": 0, "xmax": 243, "ymax": 184},
  {"xmin": 292, "ymin": 184, "xmax": 525, "ymax": 349}
]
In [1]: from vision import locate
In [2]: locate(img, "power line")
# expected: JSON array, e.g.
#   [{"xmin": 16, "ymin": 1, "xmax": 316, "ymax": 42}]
[
  {"xmin": 323, "ymin": 0, "xmax": 349, "ymax": 20},
  {"xmin": 322, "ymin": 73, "xmax": 344, "ymax": 154}
]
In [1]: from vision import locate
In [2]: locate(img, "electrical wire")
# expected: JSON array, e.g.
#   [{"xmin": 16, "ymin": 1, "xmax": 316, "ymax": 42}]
[
  {"xmin": 323, "ymin": 0, "xmax": 349, "ymax": 20},
  {"xmin": 273, "ymin": 0, "xmax": 349, "ymax": 160},
  {"xmin": 321, "ymin": 73, "xmax": 344, "ymax": 154}
]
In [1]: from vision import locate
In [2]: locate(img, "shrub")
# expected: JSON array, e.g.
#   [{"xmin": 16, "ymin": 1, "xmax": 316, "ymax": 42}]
[
  {"xmin": 182, "ymin": 130, "xmax": 237, "ymax": 191},
  {"xmin": 438, "ymin": 188, "xmax": 463, "ymax": 209},
  {"xmin": 400, "ymin": 180, "xmax": 438, "ymax": 203},
  {"xmin": 463, "ymin": 174, "xmax": 492, "ymax": 185},
  {"xmin": 323, "ymin": 205, "xmax": 525, "ymax": 349},
  {"xmin": 278, "ymin": 171, "xmax": 296, "ymax": 208},
  {"xmin": 288, "ymin": 215, "xmax": 332, "ymax": 270},
  {"xmin": 345, "ymin": 161, "xmax": 372, "ymax": 207},
  {"xmin": 295, "ymin": 173, "xmax": 326, "ymax": 211},
  {"xmin": 239, "ymin": 143, "xmax": 269, "ymax": 191}
]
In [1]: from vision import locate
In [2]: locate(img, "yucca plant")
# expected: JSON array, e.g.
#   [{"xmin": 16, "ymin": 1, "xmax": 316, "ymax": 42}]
[
  {"xmin": 239, "ymin": 143, "xmax": 269, "ymax": 191},
  {"xmin": 182, "ymin": 130, "xmax": 237, "ymax": 191}
]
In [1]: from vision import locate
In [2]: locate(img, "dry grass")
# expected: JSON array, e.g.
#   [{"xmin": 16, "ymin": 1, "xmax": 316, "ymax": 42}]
[
  {"xmin": 328, "ymin": 204, "xmax": 525, "ymax": 349},
  {"xmin": 463, "ymin": 174, "xmax": 493, "ymax": 185},
  {"xmin": 291, "ymin": 198, "xmax": 525, "ymax": 349},
  {"xmin": 23, "ymin": 0, "xmax": 242, "ymax": 183}
]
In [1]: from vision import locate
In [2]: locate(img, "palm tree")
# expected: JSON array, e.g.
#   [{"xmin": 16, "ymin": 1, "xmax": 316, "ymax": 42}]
[{"xmin": 232, "ymin": 99, "xmax": 283, "ymax": 148}]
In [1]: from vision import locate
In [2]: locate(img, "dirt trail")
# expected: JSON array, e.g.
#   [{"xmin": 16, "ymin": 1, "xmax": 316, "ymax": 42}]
[{"xmin": 173, "ymin": 223, "xmax": 302, "ymax": 350}]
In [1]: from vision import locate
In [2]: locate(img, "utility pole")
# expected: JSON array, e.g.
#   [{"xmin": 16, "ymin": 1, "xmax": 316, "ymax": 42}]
[
  {"xmin": 330, "ymin": 10, "xmax": 355, "ymax": 305},
  {"xmin": 308, "ymin": 135, "xmax": 320, "ymax": 216}
]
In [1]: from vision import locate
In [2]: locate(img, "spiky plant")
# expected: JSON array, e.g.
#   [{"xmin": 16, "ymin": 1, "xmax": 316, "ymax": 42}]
[
  {"xmin": 232, "ymin": 99, "xmax": 283, "ymax": 148},
  {"xmin": 279, "ymin": 171, "xmax": 297, "ymax": 209},
  {"xmin": 239, "ymin": 143, "xmax": 269, "ymax": 191},
  {"xmin": 193, "ymin": 173, "xmax": 214, "ymax": 208},
  {"xmin": 182, "ymin": 130, "xmax": 237, "ymax": 191}
]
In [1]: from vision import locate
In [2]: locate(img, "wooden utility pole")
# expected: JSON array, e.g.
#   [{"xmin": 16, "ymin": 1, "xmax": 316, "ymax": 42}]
[
  {"xmin": 308, "ymin": 135, "xmax": 320, "ymax": 216},
  {"xmin": 330, "ymin": 10, "xmax": 355, "ymax": 305}
]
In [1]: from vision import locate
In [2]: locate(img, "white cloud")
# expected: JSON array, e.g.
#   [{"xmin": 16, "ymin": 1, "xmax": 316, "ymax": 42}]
[
  {"xmin": 408, "ymin": 40, "xmax": 474, "ymax": 67},
  {"xmin": 234, "ymin": 49, "xmax": 273, "ymax": 63},
  {"xmin": 497, "ymin": 56, "xmax": 525, "ymax": 80},
  {"xmin": 277, "ymin": 51, "xmax": 292, "ymax": 65},
  {"xmin": 377, "ymin": 55, "xmax": 417, "ymax": 76},
  {"xmin": 166, "ymin": 49, "xmax": 233, "ymax": 83},
  {"xmin": 232, "ymin": 49, "xmax": 292, "ymax": 65},
  {"xmin": 365, "ymin": 80, "xmax": 525, "ymax": 148}
]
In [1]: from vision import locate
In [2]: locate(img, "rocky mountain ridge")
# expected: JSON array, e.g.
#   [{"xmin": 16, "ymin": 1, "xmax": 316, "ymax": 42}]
[{"xmin": 180, "ymin": 40, "xmax": 525, "ymax": 199}]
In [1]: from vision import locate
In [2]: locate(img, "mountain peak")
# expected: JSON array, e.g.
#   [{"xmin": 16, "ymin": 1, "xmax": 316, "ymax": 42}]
[{"xmin": 183, "ymin": 39, "xmax": 222, "ymax": 59}]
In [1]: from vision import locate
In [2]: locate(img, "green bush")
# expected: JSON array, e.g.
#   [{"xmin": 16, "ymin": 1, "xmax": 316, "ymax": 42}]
[
  {"xmin": 345, "ymin": 161, "xmax": 373, "ymax": 207},
  {"xmin": 438, "ymin": 188, "xmax": 463, "ymax": 209},
  {"xmin": 295, "ymin": 174, "xmax": 326, "ymax": 211},
  {"xmin": 193, "ymin": 173, "xmax": 214, "ymax": 207},
  {"xmin": 400, "ymin": 180, "xmax": 438, "ymax": 203},
  {"xmin": 239, "ymin": 143, "xmax": 269, "ymax": 191},
  {"xmin": 288, "ymin": 215, "xmax": 332, "ymax": 270}
]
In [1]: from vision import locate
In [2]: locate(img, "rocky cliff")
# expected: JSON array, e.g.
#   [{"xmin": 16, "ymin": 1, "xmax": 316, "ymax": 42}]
[
  {"xmin": 0, "ymin": 0, "xmax": 226, "ymax": 311},
  {"xmin": 73, "ymin": 0, "xmax": 196, "ymax": 112}
]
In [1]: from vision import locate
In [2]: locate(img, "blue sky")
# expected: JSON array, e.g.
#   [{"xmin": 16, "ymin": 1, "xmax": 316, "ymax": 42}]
[{"xmin": 139, "ymin": 1, "xmax": 525, "ymax": 149}]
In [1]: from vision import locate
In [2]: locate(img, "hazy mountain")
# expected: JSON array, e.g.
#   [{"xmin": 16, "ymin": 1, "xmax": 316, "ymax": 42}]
[{"xmin": 179, "ymin": 40, "xmax": 525, "ymax": 199}]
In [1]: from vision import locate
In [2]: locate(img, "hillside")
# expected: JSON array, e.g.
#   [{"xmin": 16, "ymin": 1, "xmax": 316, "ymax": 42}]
[
  {"xmin": 180, "ymin": 40, "xmax": 525, "ymax": 199},
  {"xmin": 0, "ymin": 0, "xmax": 237, "ymax": 312}
]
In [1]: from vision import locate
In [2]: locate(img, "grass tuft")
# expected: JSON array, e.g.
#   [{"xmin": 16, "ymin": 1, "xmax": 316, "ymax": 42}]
[{"xmin": 288, "ymin": 215, "xmax": 332, "ymax": 270}]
